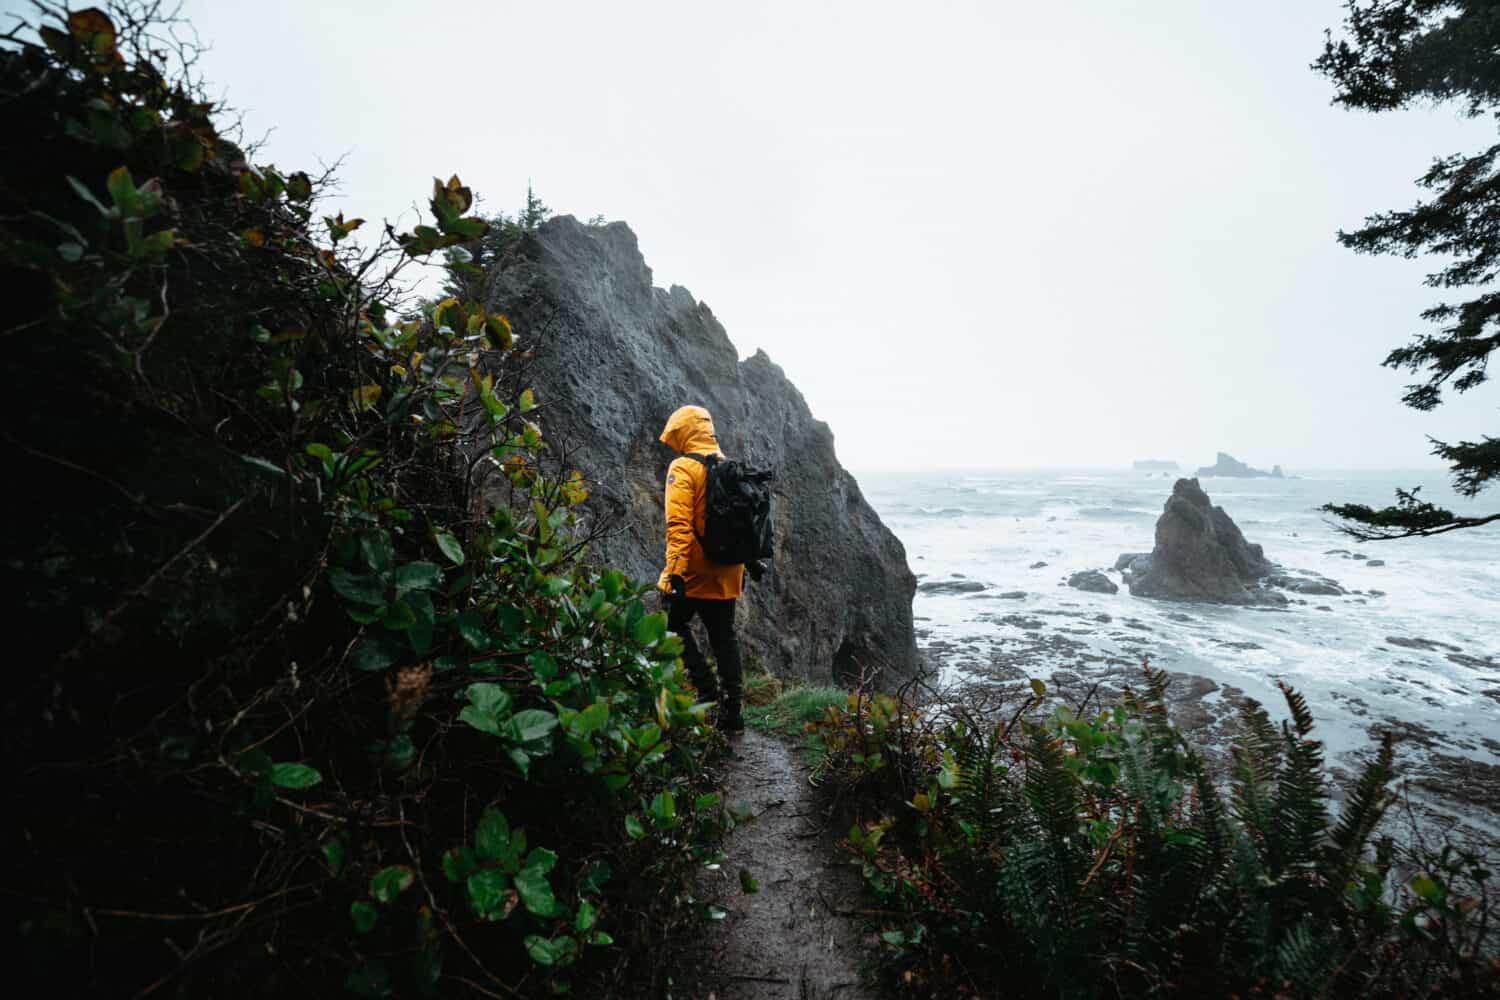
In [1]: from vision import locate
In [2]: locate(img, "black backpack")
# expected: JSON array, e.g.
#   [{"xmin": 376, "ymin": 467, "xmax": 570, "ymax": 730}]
[{"xmin": 685, "ymin": 454, "xmax": 774, "ymax": 565}]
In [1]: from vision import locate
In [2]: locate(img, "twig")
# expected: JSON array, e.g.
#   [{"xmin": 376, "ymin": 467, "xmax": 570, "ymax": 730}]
[
  {"xmin": 7, "ymin": 432, "xmax": 148, "ymax": 508},
  {"xmin": 51, "ymin": 498, "xmax": 246, "ymax": 671}
]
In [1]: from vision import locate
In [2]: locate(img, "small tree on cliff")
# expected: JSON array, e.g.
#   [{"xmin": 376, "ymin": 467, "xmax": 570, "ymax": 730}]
[
  {"xmin": 1316, "ymin": 0, "xmax": 1500, "ymax": 539},
  {"xmin": 440, "ymin": 185, "xmax": 551, "ymax": 302},
  {"xmin": 519, "ymin": 181, "xmax": 550, "ymax": 230}
]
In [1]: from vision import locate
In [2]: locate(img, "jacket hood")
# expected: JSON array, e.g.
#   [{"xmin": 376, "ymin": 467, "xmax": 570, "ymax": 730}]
[{"xmin": 660, "ymin": 405, "xmax": 720, "ymax": 455}]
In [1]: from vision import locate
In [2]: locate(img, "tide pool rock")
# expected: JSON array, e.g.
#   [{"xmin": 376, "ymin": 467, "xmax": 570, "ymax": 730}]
[{"xmin": 1067, "ymin": 570, "xmax": 1119, "ymax": 595}]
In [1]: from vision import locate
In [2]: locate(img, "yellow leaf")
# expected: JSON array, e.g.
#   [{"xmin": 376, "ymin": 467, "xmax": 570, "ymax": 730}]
[
  {"xmin": 655, "ymin": 687, "xmax": 670, "ymax": 731},
  {"xmin": 352, "ymin": 384, "xmax": 382, "ymax": 411}
]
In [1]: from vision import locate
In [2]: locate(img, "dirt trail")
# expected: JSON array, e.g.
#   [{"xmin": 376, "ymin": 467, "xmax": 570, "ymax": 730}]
[{"xmin": 679, "ymin": 729, "xmax": 875, "ymax": 999}]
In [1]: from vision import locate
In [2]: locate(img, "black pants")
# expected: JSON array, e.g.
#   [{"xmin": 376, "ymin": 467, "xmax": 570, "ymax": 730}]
[{"xmin": 666, "ymin": 597, "xmax": 742, "ymax": 703}]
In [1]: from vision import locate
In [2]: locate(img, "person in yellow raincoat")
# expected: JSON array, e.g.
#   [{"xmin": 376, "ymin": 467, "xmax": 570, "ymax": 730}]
[{"xmin": 656, "ymin": 404, "xmax": 758, "ymax": 730}]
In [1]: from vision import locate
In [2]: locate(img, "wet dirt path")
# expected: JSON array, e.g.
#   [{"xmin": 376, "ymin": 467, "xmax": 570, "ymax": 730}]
[{"xmin": 682, "ymin": 729, "xmax": 875, "ymax": 999}]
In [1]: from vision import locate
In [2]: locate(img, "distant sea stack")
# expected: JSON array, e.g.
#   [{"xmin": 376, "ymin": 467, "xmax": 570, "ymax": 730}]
[
  {"xmin": 1117, "ymin": 478, "xmax": 1275, "ymax": 604},
  {"xmin": 1133, "ymin": 459, "xmax": 1179, "ymax": 472},
  {"xmin": 482, "ymin": 217, "xmax": 918, "ymax": 687},
  {"xmin": 1195, "ymin": 452, "xmax": 1284, "ymax": 478}
]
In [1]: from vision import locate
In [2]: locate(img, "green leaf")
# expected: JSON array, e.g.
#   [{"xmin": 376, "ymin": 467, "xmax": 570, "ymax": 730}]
[
  {"xmin": 524, "ymin": 934, "xmax": 569, "ymax": 966},
  {"xmin": 695, "ymin": 792, "xmax": 723, "ymax": 812},
  {"xmin": 369, "ymin": 865, "xmax": 414, "ymax": 904},
  {"xmin": 459, "ymin": 683, "xmax": 513, "ymax": 737},
  {"xmin": 382, "ymin": 600, "xmax": 417, "ymax": 631},
  {"xmin": 66, "ymin": 175, "xmax": 111, "ymax": 216},
  {"xmin": 511, "ymin": 709, "xmax": 559, "ymax": 744},
  {"xmin": 1030, "ymin": 678, "xmax": 1047, "ymax": 699},
  {"xmin": 624, "ymin": 814, "xmax": 646, "ymax": 840},
  {"xmin": 528, "ymin": 651, "xmax": 558, "ymax": 682},
  {"xmin": 350, "ymin": 900, "xmax": 378, "ymax": 933},
  {"xmin": 406, "ymin": 590, "xmax": 435, "ymax": 654},
  {"xmin": 329, "ymin": 568, "xmax": 386, "ymax": 606},
  {"xmin": 649, "ymin": 791, "xmax": 677, "ymax": 825},
  {"xmin": 581, "ymin": 861, "xmax": 612, "ymax": 895},
  {"xmin": 570, "ymin": 700, "xmax": 609, "ymax": 736},
  {"xmin": 739, "ymin": 868, "xmax": 759, "ymax": 894},
  {"xmin": 240, "ymin": 452, "xmax": 287, "ymax": 477},
  {"xmin": 515, "ymin": 865, "xmax": 558, "ymax": 917},
  {"xmin": 57, "ymin": 241, "xmax": 84, "ymax": 262},
  {"xmin": 360, "ymin": 530, "xmax": 394, "ymax": 572},
  {"xmin": 433, "ymin": 529, "xmax": 465, "ymax": 564},
  {"xmin": 1412, "ymin": 874, "xmax": 1445, "ymax": 903},
  {"xmin": 322, "ymin": 838, "xmax": 346, "ymax": 876},
  {"xmin": 467, "ymin": 868, "xmax": 511, "ymax": 920},
  {"xmin": 351, "ymin": 636, "xmax": 403, "ymax": 672},
  {"xmin": 588, "ymin": 931, "xmax": 614, "ymax": 946},
  {"xmin": 633, "ymin": 612, "xmax": 667, "ymax": 645},
  {"xmin": 106, "ymin": 166, "xmax": 141, "ymax": 217},
  {"xmin": 395, "ymin": 561, "xmax": 444, "ymax": 596},
  {"xmin": 455, "ymin": 611, "xmax": 494, "ymax": 651},
  {"xmin": 475, "ymin": 807, "xmax": 511, "ymax": 862},
  {"xmin": 524, "ymin": 846, "xmax": 558, "ymax": 874},
  {"xmin": 442, "ymin": 846, "xmax": 478, "ymax": 883},
  {"xmin": 269, "ymin": 762, "xmax": 322, "ymax": 789}
]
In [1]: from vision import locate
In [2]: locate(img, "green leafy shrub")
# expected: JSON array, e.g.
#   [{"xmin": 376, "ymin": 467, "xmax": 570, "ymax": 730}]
[
  {"xmin": 813, "ymin": 669, "xmax": 1498, "ymax": 998},
  {"xmin": 2, "ymin": 6, "xmax": 720, "ymax": 996}
]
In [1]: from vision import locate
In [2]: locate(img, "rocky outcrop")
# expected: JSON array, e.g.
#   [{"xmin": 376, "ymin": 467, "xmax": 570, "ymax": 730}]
[
  {"xmin": 1123, "ymin": 478, "xmax": 1273, "ymax": 604},
  {"xmin": 483, "ymin": 217, "xmax": 918, "ymax": 686},
  {"xmin": 1067, "ymin": 570, "xmax": 1118, "ymax": 594},
  {"xmin": 1194, "ymin": 452, "xmax": 1284, "ymax": 478},
  {"xmin": 918, "ymin": 579, "xmax": 987, "ymax": 595}
]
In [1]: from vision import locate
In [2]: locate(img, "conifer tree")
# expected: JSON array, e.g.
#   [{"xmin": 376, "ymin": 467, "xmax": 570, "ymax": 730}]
[
  {"xmin": 1316, "ymin": 1, "xmax": 1500, "ymax": 538},
  {"xmin": 519, "ymin": 181, "xmax": 550, "ymax": 231}
]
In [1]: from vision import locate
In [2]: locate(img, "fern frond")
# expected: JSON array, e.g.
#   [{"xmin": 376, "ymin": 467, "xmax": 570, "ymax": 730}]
[
  {"xmin": 1319, "ymin": 731, "xmax": 1395, "ymax": 892},
  {"xmin": 1279, "ymin": 681, "xmax": 1316, "ymax": 738}
]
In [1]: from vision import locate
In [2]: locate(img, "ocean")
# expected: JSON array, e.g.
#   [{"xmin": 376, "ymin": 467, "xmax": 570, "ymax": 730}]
[{"xmin": 859, "ymin": 467, "xmax": 1500, "ymax": 833}]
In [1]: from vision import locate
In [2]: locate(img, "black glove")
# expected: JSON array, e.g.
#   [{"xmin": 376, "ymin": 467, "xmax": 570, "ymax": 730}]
[
  {"xmin": 668, "ymin": 574, "xmax": 686, "ymax": 602},
  {"xmin": 745, "ymin": 560, "xmax": 765, "ymax": 582}
]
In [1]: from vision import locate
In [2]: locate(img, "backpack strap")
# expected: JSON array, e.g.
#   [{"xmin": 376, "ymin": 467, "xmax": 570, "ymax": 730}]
[{"xmin": 682, "ymin": 453, "xmax": 718, "ymax": 550}]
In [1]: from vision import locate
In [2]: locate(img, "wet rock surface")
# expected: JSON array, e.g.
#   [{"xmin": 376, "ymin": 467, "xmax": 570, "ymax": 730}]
[
  {"xmin": 915, "ymin": 592, "xmax": 1500, "ymax": 852},
  {"xmin": 1067, "ymin": 569, "xmax": 1118, "ymax": 594},
  {"xmin": 917, "ymin": 578, "xmax": 987, "ymax": 595},
  {"xmin": 486, "ymin": 217, "xmax": 917, "ymax": 686}
]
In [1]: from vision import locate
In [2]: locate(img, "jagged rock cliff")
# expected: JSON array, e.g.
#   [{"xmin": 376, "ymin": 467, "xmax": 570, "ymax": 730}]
[
  {"xmin": 1118, "ymin": 478, "xmax": 1274, "ymax": 604},
  {"xmin": 484, "ymin": 217, "xmax": 918, "ymax": 686}
]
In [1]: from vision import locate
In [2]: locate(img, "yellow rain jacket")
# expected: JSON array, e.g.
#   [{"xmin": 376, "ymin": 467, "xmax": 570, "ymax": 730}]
[{"xmin": 657, "ymin": 405, "xmax": 744, "ymax": 600}]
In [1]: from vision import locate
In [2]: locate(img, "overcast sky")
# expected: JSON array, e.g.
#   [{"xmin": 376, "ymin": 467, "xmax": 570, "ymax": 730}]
[{"xmin": 25, "ymin": 0, "xmax": 1498, "ymax": 471}]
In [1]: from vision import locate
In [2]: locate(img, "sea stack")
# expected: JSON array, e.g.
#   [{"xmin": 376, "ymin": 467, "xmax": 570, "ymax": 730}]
[
  {"xmin": 1194, "ymin": 452, "xmax": 1283, "ymax": 478},
  {"xmin": 1118, "ymin": 478, "xmax": 1272, "ymax": 604}
]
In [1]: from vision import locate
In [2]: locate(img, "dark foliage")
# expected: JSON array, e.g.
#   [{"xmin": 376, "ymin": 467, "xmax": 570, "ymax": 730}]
[
  {"xmin": 1316, "ymin": 1, "xmax": 1500, "ymax": 539},
  {"xmin": 813, "ymin": 670, "xmax": 1498, "ymax": 997},
  {"xmin": 1, "ymin": 6, "xmax": 722, "ymax": 996}
]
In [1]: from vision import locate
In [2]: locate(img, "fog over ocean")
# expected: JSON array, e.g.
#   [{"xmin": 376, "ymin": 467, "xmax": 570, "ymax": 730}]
[{"xmin": 861, "ymin": 467, "xmax": 1500, "ymax": 830}]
